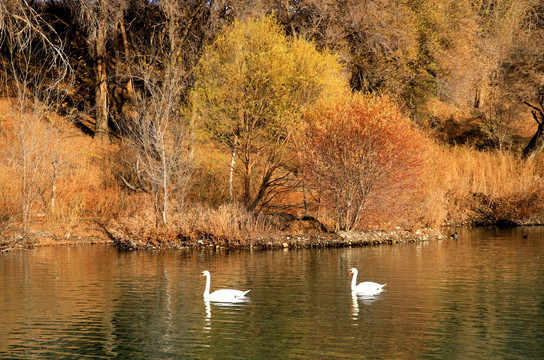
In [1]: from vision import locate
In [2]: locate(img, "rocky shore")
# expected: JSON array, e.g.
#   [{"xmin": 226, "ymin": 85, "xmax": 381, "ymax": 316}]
[
  {"xmin": 1, "ymin": 221, "xmax": 448, "ymax": 252},
  {"xmin": 109, "ymin": 228, "xmax": 447, "ymax": 251}
]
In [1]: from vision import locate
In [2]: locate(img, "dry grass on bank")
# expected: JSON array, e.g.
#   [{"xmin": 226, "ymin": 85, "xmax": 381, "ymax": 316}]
[
  {"xmin": 423, "ymin": 146, "xmax": 544, "ymax": 226},
  {"xmin": 179, "ymin": 203, "xmax": 278, "ymax": 242},
  {"xmin": 112, "ymin": 202, "xmax": 280, "ymax": 246}
]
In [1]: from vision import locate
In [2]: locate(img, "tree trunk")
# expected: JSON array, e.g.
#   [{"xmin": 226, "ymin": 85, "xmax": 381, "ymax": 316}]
[
  {"xmin": 522, "ymin": 99, "xmax": 544, "ymax": 161},
  {"xmin": 243, "ymin": 162, "xmax": 251, "ymax": 209},
  {"xmin": 522, "ymin": 119, "xmax": 544, "ymax": 160},
  {"xmin": 249, "ymin": 167, "xmax": 273, "ymax": 212},
  {"xmin": 119, "ymin": 16, "xmax": 134, "ymax": 100},
  {"xmin": 473, "ymin": 87, "xmax": 480, "ymax": 108},
  {"xmin": 242, "ymin": 146, "xmax": 252, "ymax": 209},
  {"xmin": 302, "ymin": 178, "xmax": 308, "ymax": 217},
  {"xmin": 51, "ymin": 159, "xmax": 58, "ymax": 212},
  {"xmin": 161, "ymin": 145, "xmax": 168, "ymax": 226},
  {"xmin": 94, "ymin": 7, "xmax": 109, "ymax": 141},
  {"xmin": 229, "ymin": 148, "xmax": 236, "ymax": 202}
]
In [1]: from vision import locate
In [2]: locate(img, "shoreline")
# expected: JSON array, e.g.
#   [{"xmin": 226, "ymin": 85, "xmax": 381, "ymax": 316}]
[{"xmin": 0, "ymin": 227, "xmax": 447, "ymax": 251}]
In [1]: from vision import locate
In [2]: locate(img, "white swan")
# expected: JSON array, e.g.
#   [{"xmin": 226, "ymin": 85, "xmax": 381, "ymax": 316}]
[
  {"xmin": 200, "ymin": 270, "xmax": 251, "ymax": 302},
  {"xmin": 349, "ymin": 268, "xmax": 386, "ymax": 296}
]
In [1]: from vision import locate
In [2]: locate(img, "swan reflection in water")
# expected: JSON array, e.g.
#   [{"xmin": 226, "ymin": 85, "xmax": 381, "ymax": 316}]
[
  {"xmin": 203, "ymin": 297, "xmax": 251, "ymax": 328},
  {"xmin": 351, "ymin": 291, "xmax": 384, "ymax": 319},
  {"xmin": 204, "ymin": 300, "xmax": 212, "ymax": 332},
  {"xmin": 205, "ymin": 297, "xmax": 251, "ymax": 308}
]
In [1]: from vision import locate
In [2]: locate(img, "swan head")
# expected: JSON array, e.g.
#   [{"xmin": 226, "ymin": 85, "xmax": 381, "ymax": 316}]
[
  {"xmin": 200, "ymin": 270, "xmax": 210, "ymax": 278},
  {"xmin": 349, "ymin": 268, "xmax": 358, "ymax": 275}
]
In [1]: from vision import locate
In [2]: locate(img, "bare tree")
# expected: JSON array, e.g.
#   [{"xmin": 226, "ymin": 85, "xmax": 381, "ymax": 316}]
[
  {"xmin": 118, "ymin": 0, "xmax": 197, "ymax": 226},
  {"xmin": 119, "ymin": 64, "xmax": 192, "ymax": 226}
]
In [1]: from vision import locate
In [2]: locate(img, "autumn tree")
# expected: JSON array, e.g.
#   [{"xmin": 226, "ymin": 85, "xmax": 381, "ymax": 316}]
[
  {"xmin": 298, "ymin": 94, "xmax": 430, "ymax": 231},
  {"xmin": 192, "ymin": 15, "xmax": 346, "ymax": 211}
]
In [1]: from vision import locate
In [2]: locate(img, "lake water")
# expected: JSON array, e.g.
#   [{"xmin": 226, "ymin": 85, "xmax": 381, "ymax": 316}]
[{"xmin": 1, "ymin": 227, "xmax": 544, "ymax": 359}]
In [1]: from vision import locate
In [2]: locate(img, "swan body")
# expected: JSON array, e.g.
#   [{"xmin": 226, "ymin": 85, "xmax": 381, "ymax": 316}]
[
  {"xmin": 349, "ymin": 268, "xmax": 386, "ymax": 296},
  {"xmin": 200, "ymin": 270, "xmax": 251, "ymax": 302}
]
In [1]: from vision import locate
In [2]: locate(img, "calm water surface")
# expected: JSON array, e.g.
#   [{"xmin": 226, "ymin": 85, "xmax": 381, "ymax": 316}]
[{"xmin": 1, "ymin": 227, "xmax": 544, "ymax": 359}]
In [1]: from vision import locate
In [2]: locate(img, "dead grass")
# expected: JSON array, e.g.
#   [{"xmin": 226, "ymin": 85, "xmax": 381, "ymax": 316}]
[
  {"xmin": 108, "ymin": 201, "xmax": 281, "ymax": 246},
  {"xmin": 423, "ymin": 145, "xmax": 544, "ymax": 226},
  {"xmin": 179, "ymin": 203, "xmax": 277, "ymax": 243}
]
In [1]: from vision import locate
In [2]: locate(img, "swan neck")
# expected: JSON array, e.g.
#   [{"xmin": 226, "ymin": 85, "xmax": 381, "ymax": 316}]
[
  {"xmin": 351, "ymin": 270, "xmax": 357, "ymax": 291},
  {"xmin": 203, "ymin": 274, "xmax": 211, "ymax": 298}
]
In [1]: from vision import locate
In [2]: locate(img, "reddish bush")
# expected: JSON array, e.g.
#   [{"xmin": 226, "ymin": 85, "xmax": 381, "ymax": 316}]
[{"xmin": 298, "ymin": 94, "xmax": 431, "ymax": 230}]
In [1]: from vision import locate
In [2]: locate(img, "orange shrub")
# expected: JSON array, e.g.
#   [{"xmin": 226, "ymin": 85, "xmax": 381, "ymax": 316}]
[{"xmin": 298, "ymin": 93, "xmax": 431, "ymax": 230}]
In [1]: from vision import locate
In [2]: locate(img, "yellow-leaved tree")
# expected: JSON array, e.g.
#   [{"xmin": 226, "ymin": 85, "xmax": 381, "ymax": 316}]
[{"xmin": 192, "ymin": 15, "xmax": 347, "ymax": 211}]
